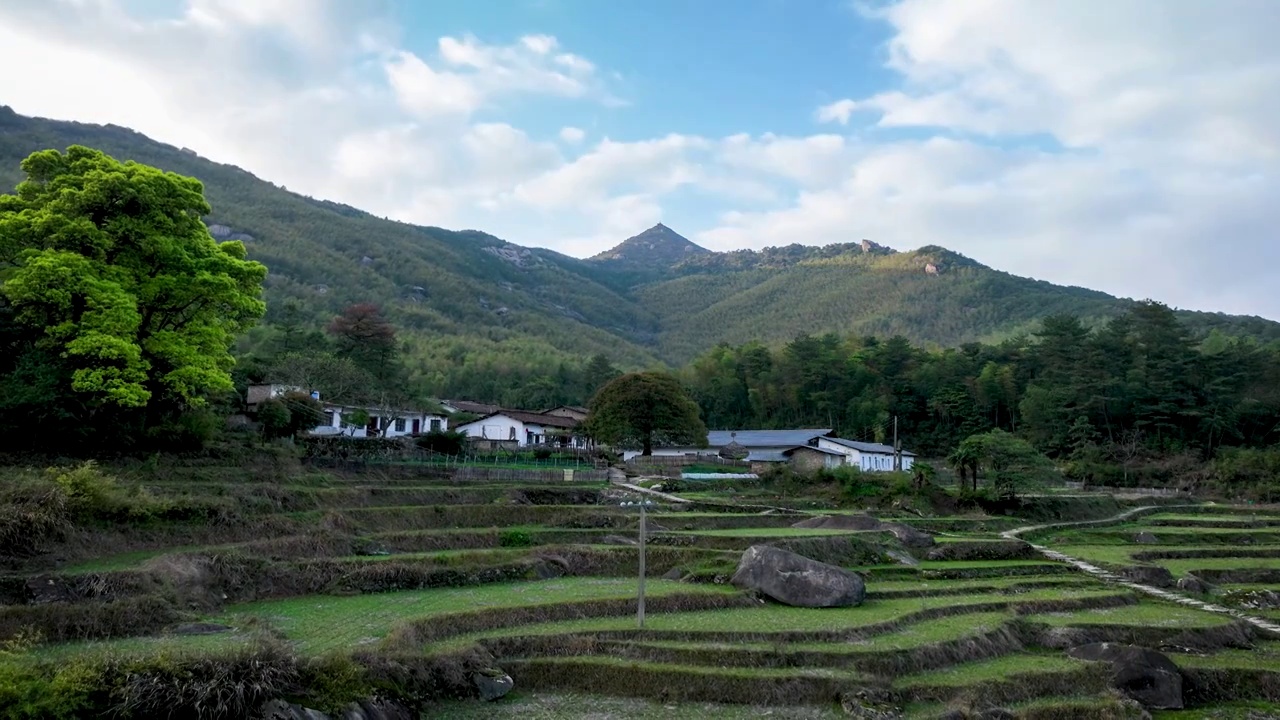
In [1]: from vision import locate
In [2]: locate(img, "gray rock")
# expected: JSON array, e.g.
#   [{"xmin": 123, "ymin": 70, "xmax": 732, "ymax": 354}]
[
  {"xmin": 532, "ymin": 554, "xmax": 570, "ymax": 579},
  {"xmin": 793, "ymin": 514, "xmax": 882, "ymax": 531},
  {"xmin": 881, "ymin": 522, "xmax": 935, "ymax": 548},
  {"xmin": 1134, "ymin": 531, "xmax": 1159, "ymax": 544},
  {"xmin": 1067, "ymin": 643, "xmax": 1183, "ymax": 710},
  {"xmin": 601, "ymin": 534, "xmax": 638, "ymax": 546},
  {"xmin": 885, "ymin": 549, "xmax": 919, "ymax": 567},
  {"xmin": 171, "ymin": 622, "xmax": 232, "ymax": 636},
  {"xmin": 661, "ymin": 567, "xmax": 684, "ymax": 581},
  {"xmin": 1223, "ymin": 588, "xmax": 1280, "ymax": 610},
  {"xmin": 1119, "ymin": 565, "xmax": 1175, "ymax": 588},
  {"xmin": 259, "ymin": 699, "xmax": 330, "ymax": 720},
  {"xmin": 473, "ymin": 668, "xmax": 514, "ymax": 701},
  {"xmin": 340, "ymin": 699, "xmax": 414, "ymax": 720},
  {"xmin": 1176, "ymin": 574, "xmax": 1212, "ymax": 595},
  {"xmin": 731, "ymin": 544, "xmax": 866, "ymax": 608}
]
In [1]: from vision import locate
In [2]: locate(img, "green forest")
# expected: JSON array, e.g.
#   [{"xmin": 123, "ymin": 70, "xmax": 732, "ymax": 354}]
[
  {"xmin": 2, "ymin": 112, "xmax": 1279, "ymax": 492},
  {"xmin": 4, "ymin": 105, "xmax": 1280, "ymax": 412}
]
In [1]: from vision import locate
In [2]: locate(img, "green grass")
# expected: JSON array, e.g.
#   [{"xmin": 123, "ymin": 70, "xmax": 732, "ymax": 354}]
[
  {"xmin": 519, "ymin": 655, "xmax": 863, "ymax": 679},
  {"xmin": 1171, "ymin": 644, "xmax": 1280, "ymax": 671},
  {"xmin": 433, "ymin": 588, "xmax": 1132, "ymax": 652},
  {"xmin": 219, "ymin": 578, "xmax": 731, "ymax": 654},
  {"xmin": 665, "ymin": 527, "xmax": 871, "ymax": 538},
  {"xmin": 895, "ymin": 652, "xmax": 1088, "ymax": 688},
  {"xmin": 632, "ymin": 612, "xmax": 1012, "ymax": 654},
  {"xmin": 28, "ymin": 630, "xmax": 254, "ymax": 662},
  {"xmin": 1027, "ymin": 602, "xmax": 1232, "ymax": 627},
  {"xmin": 1156, "ymin": 701, "xmax": 1280, "ymax": 719},
  {"xmin": 429, "ymin": 692, "xmax": 847, "ymax": 719},
  {"xmin": 867, "ymin": 576, "xmax": 1098, "ymax": 593}
]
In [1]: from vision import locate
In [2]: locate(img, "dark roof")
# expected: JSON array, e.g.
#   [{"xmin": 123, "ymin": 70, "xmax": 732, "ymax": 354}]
[
  {"xmin": 542, "ymin": 405, "xmax": 588, "ymax": 414},
  {"xmin": 457, "ymin": 410, "xmax": 580, "ymax": 429},
  {"xmin": 749, "ymin": 445, "xmax": 844, "ymax": 462},
  {"xmin": 823, "ymin": 436, "xmax": 917, "ymax": 457},
  {"xmin": 446, "ymin": 400, "xmax": 504, "ymax": 415},
  {"xmin": 707, "ymin": 429, "xmax": 833, "ymax": 448}
]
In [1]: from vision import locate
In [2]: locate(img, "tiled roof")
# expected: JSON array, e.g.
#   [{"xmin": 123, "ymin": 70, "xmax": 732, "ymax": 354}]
[
  {"xmin": 459, "ymin": 410, "xmax": 580, "ymax": 429},
  {"xmin": 707, "ymin": 429, "xmax": 833, "ymax": 448},
  {"xmin": 823, "ymin": 436, "xmax": 917, "ymax": 456},
  {"xmin": 748, "ymin": 445, "xmax": 844, "ymax": 462}
]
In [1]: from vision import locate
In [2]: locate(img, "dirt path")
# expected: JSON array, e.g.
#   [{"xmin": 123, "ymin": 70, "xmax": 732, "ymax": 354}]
[{"xmin": 1002, "ymin": 504, "xmax": 1280, "ymax": 637}]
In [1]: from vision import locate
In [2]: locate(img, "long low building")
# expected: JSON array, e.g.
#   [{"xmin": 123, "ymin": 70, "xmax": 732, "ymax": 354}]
[
  {"xmin": 454, "ymin": 409, "xmax": 589, "ymax": 449},
  {"xmin": 628, "ymin": 428, "xmax": 914, "ymax": 472}
]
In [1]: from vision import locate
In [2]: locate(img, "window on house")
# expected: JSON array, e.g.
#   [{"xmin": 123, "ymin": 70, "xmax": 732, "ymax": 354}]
[
  {"xmin": 327, "ymin": 412, "xmax": 337, "ymax": 426},
  {"xmin": 430, "ymin": 418, "xmax": 441, "ymax": 432},
  {"xmin": 394, "ymin": 418, "xmax": 406, "ymax": 432},
  {"xmin": 509, "ymin": 427, "xmax": 517, "ymax": 440}
]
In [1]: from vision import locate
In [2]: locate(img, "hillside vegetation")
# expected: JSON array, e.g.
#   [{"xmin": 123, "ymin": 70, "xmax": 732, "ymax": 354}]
[{"xmin": 3, "ymin": 105, "xmax": 1279, "ymax": 399}]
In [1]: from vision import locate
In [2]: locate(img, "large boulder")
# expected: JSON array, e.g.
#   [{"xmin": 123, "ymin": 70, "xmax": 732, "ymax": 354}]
[
  {"xmin": 1119, "ymin": 565, "xmax": 1175, "ymax": 588},
  {"xmin": 473, "ymin": 668, "xmax": 514, "ymax": 701},
  {"xmin": 793, "ymin": 514, "xmax": 883, "ymax": 531},
  {"xmin": 1176, "ymin": 574, "xmax": 1212, "ymax": 595},
  {"xmin": 881, "ymin": 522, "xmax": 935, "ymax": 548},
  {"xmin": 340, "ymin": 699, "xmax": 414, "ymax": 720},
  {"xmin": 1134, "ymin": 531, "xmax": 1159, "ymax": 544},
  {"xmin": 1067, "ymin": 643, "xmax": 1183, "ymax": 710},
  {"xmin": 731, "ymin": 545, "xmax": 866, "ymax": 608}
]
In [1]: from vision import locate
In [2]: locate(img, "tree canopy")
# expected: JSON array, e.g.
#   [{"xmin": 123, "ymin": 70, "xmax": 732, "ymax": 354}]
[
  {"xmin": 586, "ymin": 371, "xmax": 707, "ymax": 455},
  {"xmin": 0, "ymin": 146, "xmax": 266, "ymax": 447}
]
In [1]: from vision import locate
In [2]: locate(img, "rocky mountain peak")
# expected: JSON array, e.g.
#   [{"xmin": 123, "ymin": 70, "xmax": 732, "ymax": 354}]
[{"xmin": 590, "ymin": 224, "xmax": 711, "ymax": 266}]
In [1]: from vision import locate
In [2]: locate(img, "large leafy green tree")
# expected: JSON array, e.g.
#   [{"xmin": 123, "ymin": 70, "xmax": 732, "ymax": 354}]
[
  {"xmin": 587, "ymin": 371, "xmax": 708, "ymax": 455},
  {"xmin": 954, "ymin": 430, "xmax": 1057, "ymax": 499},
  {"xmin": 0, "ymin": 146, "xmax": 266, "ymax": 445}
]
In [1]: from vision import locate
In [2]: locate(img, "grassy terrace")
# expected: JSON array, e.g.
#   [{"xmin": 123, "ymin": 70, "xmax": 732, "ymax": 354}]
[
  {"xmin": 431, "ymin": 588, "xmax": 1134, "ymax": 652},
  {"xmin": 13, "ymin": 456, "xmax": 1280, "ymax": 719}
]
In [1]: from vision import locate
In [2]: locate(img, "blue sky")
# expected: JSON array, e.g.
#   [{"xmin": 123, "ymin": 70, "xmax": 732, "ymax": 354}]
[{"xmin": 2, "ymin": 0, "xmax": 1279, "ymax": 320}]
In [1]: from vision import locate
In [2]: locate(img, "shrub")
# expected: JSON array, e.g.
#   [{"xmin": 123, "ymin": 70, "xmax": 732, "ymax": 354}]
[
  {"xmin": 47, "ymin": 461, "xmax": 160, "ymax": 523},
  {"xmin": 532, "ymin": 447, "xmax": 553, "ymax": 460},
  {"xmin": 499, "ymin": 529, "xmax": 533, "ymax": 547},
  {"xmin": 0, "ymin": 658, "xmax": 98, "ymax": 720},
  {"xmin": 415, "ymin": 430, "xmax": 468, "ymax": 456}
]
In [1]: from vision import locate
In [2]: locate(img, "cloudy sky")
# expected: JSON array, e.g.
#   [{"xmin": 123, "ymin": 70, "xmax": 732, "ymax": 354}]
[{"xmin": 2, "ymin": 0, "xmax": 1278, "ymax": 319}]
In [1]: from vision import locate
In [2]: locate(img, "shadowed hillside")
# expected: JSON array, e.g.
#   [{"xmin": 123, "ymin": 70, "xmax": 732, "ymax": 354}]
[{"xmin": 3, "ymin": 106, "xmax": 1278, "ymax": 388}]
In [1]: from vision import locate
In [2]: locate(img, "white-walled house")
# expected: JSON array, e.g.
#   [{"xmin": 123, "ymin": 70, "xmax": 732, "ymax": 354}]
[
  {"xmin": 816, "ymin": 437, "xmax": 916, "ymax": 472},
  {"xmin": 245, "ymin": 383, "xmax": 302, "ymax": 410},
  {"xmin": 455, "ymin": 410, "xmax": 587, "ymax": 448},
  {"xmin": 311, "ymin": 404, "xmax": 448, "ymax": 438},
  {"xmin": 630, "ymin": 428, "xmax": 916, "ymax": 472},
  {"xmin": 622, "ymin": 429, "xmax": 833, "ymax": 462}
]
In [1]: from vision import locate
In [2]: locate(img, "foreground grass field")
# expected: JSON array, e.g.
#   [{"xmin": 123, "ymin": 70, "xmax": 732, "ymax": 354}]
[{"xmin": 5, "ymin": 461, "xmax": 1280, "ymax": 719}]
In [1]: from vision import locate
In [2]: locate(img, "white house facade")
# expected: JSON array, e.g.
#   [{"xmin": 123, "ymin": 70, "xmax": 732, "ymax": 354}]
[
  {"xmin": 455, "ymin": 411, "xmax": 587, "ymax": 448},
  {"xmin": 629, "ymin": 428, "xmax": 916, "ymax": 472},
  {"xmin": 816, "ymin": 437, "xmax": 916, "ymax": 472},
  {"xmin": 312, "ymin": 404, "xmax": 448, "ymax": 438}
]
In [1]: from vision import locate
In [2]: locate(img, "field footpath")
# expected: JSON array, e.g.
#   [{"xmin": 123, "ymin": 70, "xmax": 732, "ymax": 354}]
[{"xmin": 1003, "ymin": 504, "xmax": 1280, "ymax": 637}]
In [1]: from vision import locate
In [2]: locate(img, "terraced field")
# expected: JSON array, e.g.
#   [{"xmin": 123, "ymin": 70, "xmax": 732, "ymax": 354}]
[{"xmin": 4, "ymin": 464, "xmax": 1280, "ymax": 719}]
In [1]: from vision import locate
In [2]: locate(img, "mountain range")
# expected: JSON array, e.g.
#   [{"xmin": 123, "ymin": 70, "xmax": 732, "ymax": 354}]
[{"xmin": 3, "ymin": 105, "xmax": 1279, "ymax": 379}]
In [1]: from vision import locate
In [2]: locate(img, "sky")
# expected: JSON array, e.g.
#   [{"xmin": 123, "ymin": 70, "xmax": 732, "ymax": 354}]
[{"xmin": 1, "ymin": 0, "xmax": 1278, "ymax": 320}]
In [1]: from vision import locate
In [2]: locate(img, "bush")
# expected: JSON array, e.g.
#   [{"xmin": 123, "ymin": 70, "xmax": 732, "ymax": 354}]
[
  {"xmin": 0, "ymin": 657, "xmax": 98, "ymax": 720},
  {"xmin": 415, "ymin": 430, "xmax": 468, "ymax": 456},
  {"xmin": 47, "ymin": 461, "xmax": 160, "ymax": 523},
  {"xmin": 532, "ymin": 447, "xmax": 553, "ymax": 460},
  {"xmin": 499, "ymin": 529, "xmax": 533, "ymax": 547}
]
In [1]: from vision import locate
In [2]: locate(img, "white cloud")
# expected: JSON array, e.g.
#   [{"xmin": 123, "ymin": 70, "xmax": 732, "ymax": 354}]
[{"xmin": 1, "ymin": 0, "xmax": 1278, "ymax": 320}]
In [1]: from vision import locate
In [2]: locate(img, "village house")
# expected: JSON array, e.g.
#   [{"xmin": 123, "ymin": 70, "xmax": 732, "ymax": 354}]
[
  {"xmin": 815, "ymin": 437, "xmax": 916, "ymax": 472},
  {"xmin": 454, "ymin": 410, "xmax": 588, "ymax": 449},
  {"xmin": 630, "ymin": 428, "xmax": 915, "ymax": 472},
  {"xmin": 540, "ymin": 405, "xmax": 590, "ymax": 423},
  {"xmin": 246, "ymin": 384, "xmax": 448, "ymax": 438},
  {"xmin": 311, "ymin": 403, "xmax": 449, "ymax": 438}
]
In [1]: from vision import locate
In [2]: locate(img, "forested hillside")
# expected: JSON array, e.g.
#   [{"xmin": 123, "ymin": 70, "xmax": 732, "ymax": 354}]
[{"xmin": 3, "ymin": 106, "xmax": 1279, "ymax": 406}]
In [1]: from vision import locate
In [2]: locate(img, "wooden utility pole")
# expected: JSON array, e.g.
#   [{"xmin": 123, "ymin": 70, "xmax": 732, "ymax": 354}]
[
  {"xmin": 637, "ymin": 501, "xmax": 647, "ymax": 628},
  {"xmin": 893, "ymin": 415, "xmax": 901, "ymax": 472}
]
